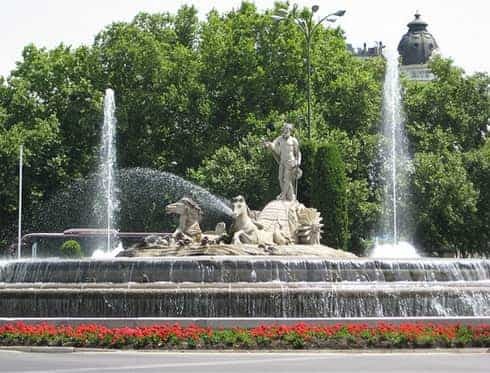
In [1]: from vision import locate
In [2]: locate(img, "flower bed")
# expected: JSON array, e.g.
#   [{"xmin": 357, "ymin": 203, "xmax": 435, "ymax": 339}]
[{"xmin": 0, "ymin": 323, "xmax": 489, "ymax": 349}]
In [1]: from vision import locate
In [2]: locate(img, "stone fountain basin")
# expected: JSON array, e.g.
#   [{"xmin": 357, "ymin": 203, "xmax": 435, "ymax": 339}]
[
  {"xmin": 0, "ymin": 280, "xmax": 488, "ymax": 318},
  {"xmin": 1, "ymin": 257, "xmax": 488, "ymax": 318},
  {"xmin": 1, "ymin": 257, "xmax": 489, "ymax": 283}
]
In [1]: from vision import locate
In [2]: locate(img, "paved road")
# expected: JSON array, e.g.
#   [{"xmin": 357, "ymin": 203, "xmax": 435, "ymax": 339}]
[{"xmin": 0, "ymin": 350, "xmax": 488, "ymax": 373}]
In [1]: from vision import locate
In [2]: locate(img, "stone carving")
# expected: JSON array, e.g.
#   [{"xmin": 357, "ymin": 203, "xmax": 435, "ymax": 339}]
[
  {"xmin": 118, "ymin": 127, "xmax": 336, "ymax": 256},
  {"xmin": 231, "ymin": 195, "xmax": 276, "ymax": 245},
  {"xmin": 264, "ymin": 123, "xmax": 302, "ymax": 201},
  {"xmin": 230, "ymin": 195, "xmax": 325, "ymax": 247},
  {"xmin": 256, "ymin": 201, "xmax": 323, "ymax": 244},
  {"xmin": 165, "ymin": 197, "xmax": 202, "ymax": 242},
  {"xmin": 256, "ymin": 200, "xmax": 299, "ymax": 239},
  {"xmin": 296, "ymin": 207, "xmax": 323, "ymax": 245},
  {"xmin": 119, "ymin": 242, "xmax": 356, "ymax": 258},
  {"xmin": 117, "ymin": 243, "xmax": 356, "ymax": 259},
  {"xmin": 122, "ymin": 195, "xmax": 335, "ymax": 256}
]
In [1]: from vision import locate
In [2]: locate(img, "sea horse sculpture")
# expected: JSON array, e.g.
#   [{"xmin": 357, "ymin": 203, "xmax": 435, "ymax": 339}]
[
  {"xmin": 231, "ymin": 195, "xmax": 289, "ymax": 245},
  {"xmin": 165, "ymin": 197, "xmax": 202, "ymax": 242}
]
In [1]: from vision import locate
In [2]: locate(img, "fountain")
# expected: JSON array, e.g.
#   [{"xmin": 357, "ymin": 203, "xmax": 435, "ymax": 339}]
[
  {"xmin": 0, "ymin": 257, "xmax": 488, "ymax": 317},
  {"xmin": 372, "ymin": 48, "xmax": 418, "ymax": 258},
  {"xmin": 27, "ymin": 167, "xmax": 233, "ymax": 250},
  {"xmin": 1, "ymin": 59, "xmax": 489, "ymax": 321},
  {"xmin": 93, "ymin": 88, "xmax": 119, "ymax": 255}
]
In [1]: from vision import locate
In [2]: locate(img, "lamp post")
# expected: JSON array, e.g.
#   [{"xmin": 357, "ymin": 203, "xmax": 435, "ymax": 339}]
[
  {"xmin": 273, "ymin": 5, "xmax": 345, "ymax": 139},
  {"xmin": 17, "ymin": 144, "xmax": 23, "ymax": 259}
]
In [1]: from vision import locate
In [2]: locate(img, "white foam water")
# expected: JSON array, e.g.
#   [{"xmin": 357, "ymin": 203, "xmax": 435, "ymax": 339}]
[{"xmin": 371, "ymin": 241, "xmax": 419, "ymax": 258}]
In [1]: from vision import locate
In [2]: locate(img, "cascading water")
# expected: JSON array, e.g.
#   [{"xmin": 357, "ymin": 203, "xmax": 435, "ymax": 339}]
[
  {"xmin": 3, "ymin": 81, "xmax": 489, "ymax": 318},
  {"xmin": 93, "ymin": 89, "xmax": 119, "ymax": 255},
  {"xmin": 372, "ymin": 48, "xmax": 418, "ymax": 258},
  {"xmin": 1, "ymin": 257, "xmax": 489, "ymax": 317}
]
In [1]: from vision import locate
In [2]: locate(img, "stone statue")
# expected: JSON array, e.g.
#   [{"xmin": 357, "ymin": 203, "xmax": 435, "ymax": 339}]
[
  {"xmin": 264, "ymin": 123, "xmax": 302, "ymax": 201},
  {"xmin": 231, "ymin": 195, "xmax": 290, "ymax": 246},
  {"xmin": 165, "ymin": 197, "xmax": 202, "ymax": 242},
  {"xmin": 231, "ymin": 195, "xmax": 274, "ymax": 245}
]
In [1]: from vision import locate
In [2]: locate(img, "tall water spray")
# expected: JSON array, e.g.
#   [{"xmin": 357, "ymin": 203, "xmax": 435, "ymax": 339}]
[
  {"xmin": 96, "ymin": 89, "xmax": 119, "ymax": 253},
  {"xmin": 372, "ymin": 48, "xmax": 418, "ymax": 258}
]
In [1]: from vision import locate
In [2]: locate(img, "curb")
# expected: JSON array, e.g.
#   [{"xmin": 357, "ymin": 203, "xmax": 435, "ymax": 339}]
[{"xmin": 0, "ymin": 346, "xmax": 489, "ymax": 354}]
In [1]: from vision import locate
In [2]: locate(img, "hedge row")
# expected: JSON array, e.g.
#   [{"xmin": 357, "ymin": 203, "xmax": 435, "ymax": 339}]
[{"xmin": 0, "ymin": 323, "xmax": 489, "ymax": 349}]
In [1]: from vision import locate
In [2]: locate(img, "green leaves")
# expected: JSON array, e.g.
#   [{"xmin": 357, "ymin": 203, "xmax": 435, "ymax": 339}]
[
  {"xmin": 404, "ymin": 56, "xmax": 489, "ymax": 152},
  {"xmin": 311, "ymin": 142, "xmax": 349, "ymax": 249},
  {"xmin": 410, "ymin": 151, "xmax": 478, "ymax": 256},
  {"xmin": 189, "ymin": 132, "xmax": 278, "ymax": 209},
  {"xmin": 403, "ymin": 56, "xmax": 489, "ymax": 256},
  {"xmin": 0, "ymin": 3, "xmax": 487, "ymax": 257}
]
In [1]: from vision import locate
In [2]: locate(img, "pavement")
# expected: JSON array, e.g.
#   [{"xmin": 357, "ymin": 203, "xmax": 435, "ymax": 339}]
[{"xmin": 0, "ymin": 349, "xmax": 488, "ymax": 373}]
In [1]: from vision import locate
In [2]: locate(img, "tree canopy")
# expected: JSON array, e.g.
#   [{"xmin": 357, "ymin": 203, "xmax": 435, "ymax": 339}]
[{"xmin": 0, "ymin": 3, "xmax": 488, "ymax": 257}]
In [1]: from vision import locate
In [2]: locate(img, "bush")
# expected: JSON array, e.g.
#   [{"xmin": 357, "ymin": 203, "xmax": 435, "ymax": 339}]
[
  {"xmin": 311, "ymin": 143, "xmax": 349, "ymax": 249},
  {"xmin": 60, "ymin": 240, "xmax": 83, "ymax": 258},
  {"xmin": 296, "ymin": 139, "xmax": 316, "ymax": 205}
]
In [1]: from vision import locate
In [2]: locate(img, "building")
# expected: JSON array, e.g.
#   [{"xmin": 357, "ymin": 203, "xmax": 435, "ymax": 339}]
[
  {"xmin": 398, "ymin": 11, "xmax": 438, "ymax": 81},
  {"xmin": 347, "ymin": 11, "xmax": 438, "ymax": 81},
  {"xmin": 347, "ymin": 42, "xmax": 384, "ymax": 58}
]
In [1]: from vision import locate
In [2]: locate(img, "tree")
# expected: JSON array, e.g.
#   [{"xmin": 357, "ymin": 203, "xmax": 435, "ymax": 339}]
[
  {"xmin": 403, "ymin": 56, "xmax": 489, "ymax": 256},
  {"xmin": 464, "ymin": 140, "xmax": 490, "ymax": 256},
  {"xmin": 312, "ymin": 32, "xmax": 385, "ymax": 137},
  {"xmin": 410, "ymin": 150, "xmax": 478, "ymax": 256},
  {"xmin": 0, "ymin": 112, "xmax": 62, "ymax": 248},
  {"xmin": 404, "ymin": 56, "xmax": 489, "ymax": 153},
  {"xmin": 10, "ymin": 44, "xmax": 103, "ymax": 178},
  {"xmin": 198, "ymin": 2, "xmax": 305, "ymax": 146},
  {"xmin": 0, "ymin": 3, "xmax": 394, "ymax": 255},
  {"xmin": 189, "ymin": 132, "xmax": 278, "ymax": 210},
  {"xmin": 311, "ymin": 142, "xmax": 349, "ymax": 249},
  {"xmin": 93, "ymin": 15, "xmax": 211, "ymax": 174}
]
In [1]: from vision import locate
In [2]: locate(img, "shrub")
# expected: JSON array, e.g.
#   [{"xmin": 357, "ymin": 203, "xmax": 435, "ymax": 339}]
[
  {"xmin": 59, "ymin": 240, "xmax": 83, "ymax": 258},
  {"xmin": 296, "ymin": 139, "xmax": 316, "ymax": 205},
  {"xmin": 311, "ymin": 143, "xmax": 349, "ymax": 249}
]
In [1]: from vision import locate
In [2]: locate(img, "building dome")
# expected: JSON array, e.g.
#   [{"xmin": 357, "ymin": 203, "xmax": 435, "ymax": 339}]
[{"xmin": 398, "ymin": 11, "xmax": 438, "ymax": 65}]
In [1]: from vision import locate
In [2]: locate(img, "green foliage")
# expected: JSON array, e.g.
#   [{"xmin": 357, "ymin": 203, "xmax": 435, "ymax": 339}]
[
  {"xmin": 311, "ymin": 143, "xmax": 349, "ymax": 249},
  {"xmin": 404, "ymin": 56, "xmax": 489, "ymax": 152},
  {"xmin": 320, "ymin": 129, "xmax": 381, "ymax": 254},
  {"xmin": 313, "ymin": 42, "xmax": 385, "ymax": 136},
  {"xmin": 59, "ymin": 240, "xmax": 83, "ymax": 258},
  {"xmin": 403, "ymin": 57, "xmax": 489, "ymax": 256},
  {"xmin": 189, "ymin": 132, "xmax": 277, "ymax": 209},
  {"xmin": 93, "ymin": 12, "xmax": 211, "ymax": 173},
  {"xmin": 0, "ymin": 3, "xmax": 487, "ymax": 257},
  {"xmin": 410, "ymin": 151, "xmax": 478, "ymax": 256},
  {"xmin": 296, "ymin": 139, "xmax": 316, "ymax": 205},
  {"xmin": 464, "ymin": 140, "xmax": 490, "ymax": 256}
]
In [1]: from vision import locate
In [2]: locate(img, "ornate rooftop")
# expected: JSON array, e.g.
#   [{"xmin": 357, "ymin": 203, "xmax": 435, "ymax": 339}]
[{"xmin": 398, "ymin": 11, "xmax": 438, "ymax": 65}]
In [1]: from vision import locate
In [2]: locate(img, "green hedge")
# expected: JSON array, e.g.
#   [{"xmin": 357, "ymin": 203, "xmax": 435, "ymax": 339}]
[{"xmin": 311, "ymin": 142, "xmax": 349, "ymax": 249}]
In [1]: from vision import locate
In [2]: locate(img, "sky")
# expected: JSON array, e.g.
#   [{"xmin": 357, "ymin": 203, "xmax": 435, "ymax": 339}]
[{"xmin": 1, "ymin": 0, "xmax": 489, "ymax": 78}]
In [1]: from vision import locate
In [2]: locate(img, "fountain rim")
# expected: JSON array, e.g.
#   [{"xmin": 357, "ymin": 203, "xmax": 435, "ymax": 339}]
[{"xmin": 4, "ymin": 255, "xmax": 490, "ymax": 264}]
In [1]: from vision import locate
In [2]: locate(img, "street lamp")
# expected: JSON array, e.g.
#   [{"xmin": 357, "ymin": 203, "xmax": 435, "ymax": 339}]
[{"xmin": 273, "ymin": 4, "xmax": 345, "ymax": 139}]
